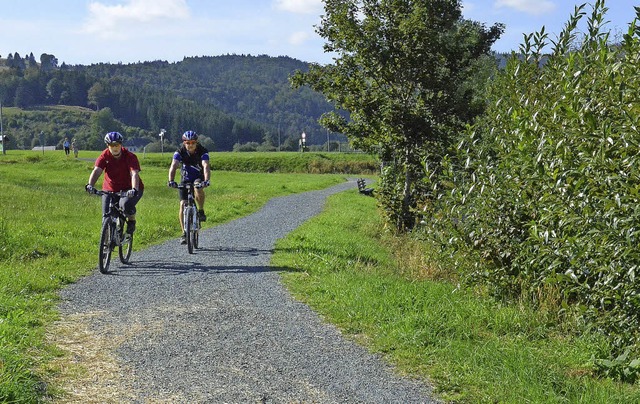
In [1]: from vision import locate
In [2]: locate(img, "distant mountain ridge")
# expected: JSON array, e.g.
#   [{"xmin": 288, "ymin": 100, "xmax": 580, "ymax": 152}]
[
  {"xmin": 79, "ymin": 55, "xmax": 339, "ymax": 148},
  {"xmin": 0, "ymin": 53, "xmax": 341, "ymax": 151}
]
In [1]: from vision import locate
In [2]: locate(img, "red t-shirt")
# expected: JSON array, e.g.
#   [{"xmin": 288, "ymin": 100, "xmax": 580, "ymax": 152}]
[{"xmin": 95, "ymin": 147, "xmax": 144, "ymax": 192}]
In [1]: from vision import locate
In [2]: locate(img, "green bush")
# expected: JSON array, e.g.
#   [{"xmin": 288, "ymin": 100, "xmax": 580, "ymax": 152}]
[{"xmin": 426, "ymin": 1, "xmax": 640, "ymax": 380}]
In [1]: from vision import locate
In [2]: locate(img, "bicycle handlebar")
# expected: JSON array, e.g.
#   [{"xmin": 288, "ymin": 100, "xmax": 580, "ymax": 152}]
[
  {"xmin": 92, "ymin": 189, "xmax": 129, "ymax": 197},
  {"xmin": 176, "ymin": 182, "xmax": 204, "ymax": 189}
]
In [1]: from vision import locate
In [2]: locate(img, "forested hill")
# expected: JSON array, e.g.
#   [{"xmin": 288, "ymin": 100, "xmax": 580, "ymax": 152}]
[{"xmin": 0, "ymin": 53, "xmax": 338, "ymax": 151}]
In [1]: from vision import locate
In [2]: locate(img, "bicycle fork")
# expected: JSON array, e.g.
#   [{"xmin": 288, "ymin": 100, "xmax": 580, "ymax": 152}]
[
  {"xmin": 184, "ymin": 205, "xmax": 198, "ymax": 231},
  {"xmin": 106, "ymin": 215, "xmax": 123, "ymax": 249}
]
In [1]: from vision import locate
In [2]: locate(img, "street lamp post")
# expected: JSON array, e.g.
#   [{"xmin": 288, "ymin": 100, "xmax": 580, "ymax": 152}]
[
  {"xmin": 0, "ymin": 101, "xmax": 4, "ymax": 155},
  {"xmin": 159, "ymin": 129, "xmax": 166, "ymax": 155}
]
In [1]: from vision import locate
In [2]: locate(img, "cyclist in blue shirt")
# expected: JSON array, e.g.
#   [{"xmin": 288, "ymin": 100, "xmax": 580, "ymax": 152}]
[{"xmin": 168, "ymin": 130, "xmax": 210, "ymax": 244}]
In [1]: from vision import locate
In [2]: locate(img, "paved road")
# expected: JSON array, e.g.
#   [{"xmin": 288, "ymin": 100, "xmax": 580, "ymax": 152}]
[{"xmin": 57, "ymin": 179, "xmax": 439, "ymax": 403}]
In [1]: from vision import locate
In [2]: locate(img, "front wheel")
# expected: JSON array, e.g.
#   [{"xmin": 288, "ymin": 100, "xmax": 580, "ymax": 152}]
[
  {"xmin": 192, "ymin": 215, "xmax": 199, "ymax": 249},
  {"xmin": 119, "ymin": 230, "xmax": 133, "ymax": 264},
  {"xmin": 185, "ymin": 207, "xmax": 194, "ymax": 254},
  {"xmin": 98, "ymin": 219, "xmax": 114, "ymax": 274}
]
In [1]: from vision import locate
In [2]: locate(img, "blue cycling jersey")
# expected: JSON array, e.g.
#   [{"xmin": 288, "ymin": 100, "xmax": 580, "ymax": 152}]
[{"xmin": 173, "ymin": 144, "xmax": 209, "ymax": 183}]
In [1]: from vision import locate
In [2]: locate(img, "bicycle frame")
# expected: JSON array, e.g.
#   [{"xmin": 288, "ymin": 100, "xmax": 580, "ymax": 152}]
[
  {"xmin": 177, "ymin": 183, "xmax": 203, "ymax": 254},
  {"xmin": 93, "ymin": 190, "xmax": 134, "ymax": 273}
]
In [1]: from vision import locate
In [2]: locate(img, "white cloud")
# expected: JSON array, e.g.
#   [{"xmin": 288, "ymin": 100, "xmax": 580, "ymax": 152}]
[
  {"xmin": 274, "ymin": 0, "xmax": 323, "ymax": 15},
  {"xmin": 82, "ymin": 0, "xmax": 190, "ymax": 39},
  {"xmin": 495, "ymin": 0, "xmax": 556, "ymax": 15},
  {"xmin": 288, "ymin": 31, "xmax": 310, "ymax": 46},
  {"xmin": 461, "ymin": 1, "xmax": 476, "ymax": 14}
]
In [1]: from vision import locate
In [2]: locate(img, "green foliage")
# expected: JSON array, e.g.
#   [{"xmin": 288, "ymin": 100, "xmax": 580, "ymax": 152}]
[
  {"xmin": 292, "ymin": 0, "xmax": 503, "ymax": 231},
  {"xmin": 424, "ymin": 0, "xmax": 640, "ymax": 380},
  {"xmin": 275, "ymin": 189, "xmax": 640, "ymax": 403},
  {"xmin": 0, "ymin": 55, "xmax": 345, "ymax": 151},
  {"xmin": 0, "ymin": 105, "xmax": 148, "ymax": 152},
  {"xmin": 208, "ymin": 152, "xmax": 378, "ymax": 174}
]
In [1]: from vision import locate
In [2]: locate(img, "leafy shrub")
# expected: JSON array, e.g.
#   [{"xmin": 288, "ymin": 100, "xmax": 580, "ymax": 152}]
[{"xmin": 425, "ymin": 1, "xmax": 640, "ymax": 379}]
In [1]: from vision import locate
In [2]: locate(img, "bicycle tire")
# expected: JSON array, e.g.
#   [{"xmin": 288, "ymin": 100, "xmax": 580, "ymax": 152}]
[
  {"xmin": 194, "ymin": 220, "xmax": 199, "ymax": 249},
  {"xmin": 186, "ymin": 207, "xmax": 194, "ymax": 254},
  {"xmin": 119, "ymin": 228, "xmax": 133, "ymax": 264},
  {"xmin": 192, "ymin": 211, "xmax": 200, "ymax": 249},
  {"xmin": 98, "ymin": 218, "xmax": 113, "ymax": 274}
]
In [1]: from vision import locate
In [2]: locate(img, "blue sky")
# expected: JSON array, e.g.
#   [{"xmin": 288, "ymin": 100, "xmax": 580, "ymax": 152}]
[{"xmin": 0, "ymin": 1, "xmax": 636, "ymax": 66}]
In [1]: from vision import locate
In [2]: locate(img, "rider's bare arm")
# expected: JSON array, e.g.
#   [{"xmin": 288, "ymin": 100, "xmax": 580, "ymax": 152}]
[
  {"xmin": 130, "ymin": 169, "xmax": 141, "ymax": 190},
  {"xmin": 88, "ymin": 166, "xmax": 104, "ymax": 187},
  {"xmin": 202, "ymin": 160, "xmax": 210, "ymax": 182},
  {"xmin": 168, "ymin": 159, "xmax": 180, "ymax": 182}
]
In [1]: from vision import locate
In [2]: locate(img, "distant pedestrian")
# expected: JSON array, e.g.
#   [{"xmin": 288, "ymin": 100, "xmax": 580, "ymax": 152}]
[
  {"xmin": 63, "ymin": 137, "xmax": 70, "ymax": 156},
  {"xmin": 72, "ymin": 139, "xmax": 79, "ymax": 158}
]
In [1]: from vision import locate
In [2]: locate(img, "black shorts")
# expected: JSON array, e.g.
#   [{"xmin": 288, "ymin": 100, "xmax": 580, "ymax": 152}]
[
  {"xmin": 102, "ymin": 189, "xmax": 144, "ymax": 216},
  {"xmin": 178, "ymin": 181, "xmax": 202, "ymax": 201}
]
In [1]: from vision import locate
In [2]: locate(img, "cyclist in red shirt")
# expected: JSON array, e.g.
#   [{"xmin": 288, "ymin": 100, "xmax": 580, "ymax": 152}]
[{"xmin": 85, "ymin": 131, "xmax": 144, "ymax": 235}]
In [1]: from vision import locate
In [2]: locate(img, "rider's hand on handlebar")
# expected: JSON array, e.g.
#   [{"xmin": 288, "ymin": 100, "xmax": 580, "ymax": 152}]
[
  {"xmin": 168, "ymin": 180, "xmax": 178, "ymax": 188},
  {"xmin": 125, "ymin": 188, "xmax": 138, "ymax": 198},
  {"xmin": 85, "ymin": 184, "xmax": 95, "ymax": 194},
  {"xmin": 203, "ymin": 180, "xmax": 210, "ymax": 188}
]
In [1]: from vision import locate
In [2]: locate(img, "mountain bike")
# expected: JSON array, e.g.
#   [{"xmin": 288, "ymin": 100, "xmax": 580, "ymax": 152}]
[
  {"xmin": 91, "ymin": 190, "xmax": 134, "ymax": 273},
  {"xmin": 177, "ymin": 182, "xmax": 203, "ymax": 254}
]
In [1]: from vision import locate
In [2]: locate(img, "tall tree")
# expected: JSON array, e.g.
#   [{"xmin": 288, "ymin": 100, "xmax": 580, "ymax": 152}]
[
  {"xmin": 39, "ymin": 53, "xmax": 58, "ymax": 72},
  {"xmin": 12, "ymin": 53, "xmax": 26, "ymax": 70},
  {"xmin": 26, "ymin": 52, "xmax": 37, "ymax": 68},
  {"xmin": 46, "ymin": 77, "xmax": 66, "ymax": 103},
  {"xmin": 292, "ymin": 0, "xmax": 503, "ymax": 231},
  {"xmin": 87, "ymin": 81, "xmax": 107, "ymax": 110}
]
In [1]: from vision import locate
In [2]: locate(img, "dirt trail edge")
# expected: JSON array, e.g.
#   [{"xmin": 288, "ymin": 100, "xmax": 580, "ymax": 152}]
[{"xmin": 54, "ymin": 179, "xmax": 440, "ymax": 403}]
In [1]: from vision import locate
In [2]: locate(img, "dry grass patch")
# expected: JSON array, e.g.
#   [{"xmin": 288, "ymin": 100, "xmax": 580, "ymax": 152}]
[{"xmin": 44, "ymin": 311, "xmax": 137, "ymax": 403}]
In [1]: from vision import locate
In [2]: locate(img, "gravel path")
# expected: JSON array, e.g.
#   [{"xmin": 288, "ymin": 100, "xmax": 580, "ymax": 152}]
[{"xmin": 57, "ymin": 179, "xmax": 439, "ymax": 403}]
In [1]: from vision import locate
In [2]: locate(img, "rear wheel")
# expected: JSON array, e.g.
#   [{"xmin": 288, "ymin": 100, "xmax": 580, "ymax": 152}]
[
  {"xmin": 185, "ymin": 207, "xmax": 194, "ymax": 254},
  {"xmin": 98, "ymin": 219, "xmax": 113, "ymax": 274}
]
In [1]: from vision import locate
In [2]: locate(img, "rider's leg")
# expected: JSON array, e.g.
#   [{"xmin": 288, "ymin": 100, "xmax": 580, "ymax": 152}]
[
  {"xmin": 122, "ymin": 190, "xmax": 143, "ymax": 234},
  {"xmin": 101, "ymin": 194, "xmax": 112, "ymax": 217},
  {"xmin": 178, "ymin": 200, "xmax": 186, "ymax": 233},
  {"xmin": 195, "ymin": 188, "xmax": 206, "ymax": 221},
  {"xmin": 179, "ymin": 199, "xmax": 187, "ymax": 244}
]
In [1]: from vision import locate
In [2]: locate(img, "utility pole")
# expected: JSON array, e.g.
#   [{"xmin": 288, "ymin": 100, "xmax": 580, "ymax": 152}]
[{"xmin": 0, "ymin": 101, "xmax": 4, "ymax": 155}]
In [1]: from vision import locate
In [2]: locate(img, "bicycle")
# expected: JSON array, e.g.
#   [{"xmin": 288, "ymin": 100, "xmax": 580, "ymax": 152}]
[
  {"xmin": 177, "ymin": 182, "xmax": 204, "ymax": 254},
  {"xmin": 91, "ymin": 190, "xmax": 134, "ymax": 273}
]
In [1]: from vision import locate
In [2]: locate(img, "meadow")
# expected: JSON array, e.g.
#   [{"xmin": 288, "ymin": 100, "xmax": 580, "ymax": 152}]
[
  {"xmin": 274, "ymin": 192, "xmax": 640, "ymax": 403},
  {"xmin": 1, "ymin": 150, "xmax": 639, "ymax": 403},
  {"xmin": 0, "ymin": 150, "xmax": 353, "ymax": 402}
]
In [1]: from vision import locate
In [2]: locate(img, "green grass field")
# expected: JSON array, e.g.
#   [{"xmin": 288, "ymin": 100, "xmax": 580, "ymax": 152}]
[
  {"xmin": 274, "ymin": 193, "xmax": 640, "ymax": 403},
  {"xmin": 1, "ymin": 150, "xmax": 639, "ymax": 403},
  {"xmin": 0, "ymin": 150, "xmax": 353, "ymax": 402}
]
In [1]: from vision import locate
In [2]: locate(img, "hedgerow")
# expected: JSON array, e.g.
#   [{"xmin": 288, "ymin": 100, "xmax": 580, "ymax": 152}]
[{"xmin": 425, "ymin": 1, "xmax": 640, "ymax": 381}]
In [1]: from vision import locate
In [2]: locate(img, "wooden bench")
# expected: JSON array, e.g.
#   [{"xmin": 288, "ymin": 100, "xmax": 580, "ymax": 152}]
[{"xmin": 357, "ymin": 178, "xmax": 374, "ymax": 196}]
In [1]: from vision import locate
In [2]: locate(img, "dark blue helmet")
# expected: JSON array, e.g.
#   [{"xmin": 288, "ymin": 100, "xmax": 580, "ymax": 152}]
[
  {"xmin": 182, "ymin": 130, "xmax": 198, "ymax": 141},
  {"xmin": 104, "ymin": 131, "xmax": 123, "ymax": 144}
]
